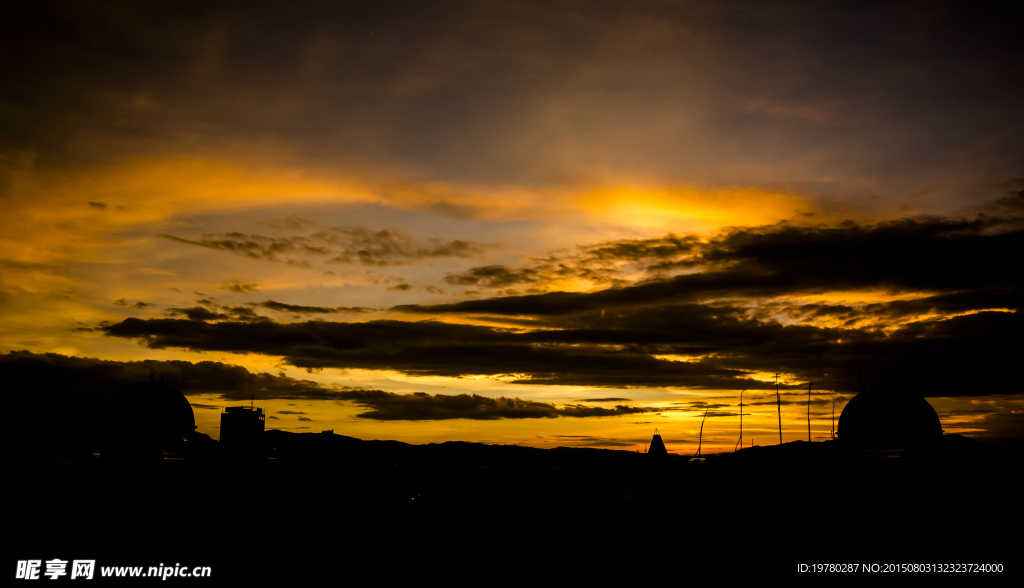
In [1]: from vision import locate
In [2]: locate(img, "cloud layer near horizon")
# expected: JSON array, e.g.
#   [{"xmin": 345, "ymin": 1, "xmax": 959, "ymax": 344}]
[
  {"xmin": 97, "ymin": 210, "xmax": 1021, "ymax": 395},
  {"xmin": 1, "ymin": 351, "xmax": 657, "ymax": 421}
]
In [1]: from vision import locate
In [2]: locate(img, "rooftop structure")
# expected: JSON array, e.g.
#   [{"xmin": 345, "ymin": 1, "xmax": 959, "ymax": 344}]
[{"xmin": 220, "ymin": 405, "xmax": 265, "ymax": 450}]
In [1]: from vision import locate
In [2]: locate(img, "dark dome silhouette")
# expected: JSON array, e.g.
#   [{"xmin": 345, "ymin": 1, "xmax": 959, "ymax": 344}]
[
  {"xmin": 97, "ymin": 382, "xmax": 196, "ymax": 457},
  {"xmin": 838, "ymin": 389, "xmax": 942, "ymax": 449}
]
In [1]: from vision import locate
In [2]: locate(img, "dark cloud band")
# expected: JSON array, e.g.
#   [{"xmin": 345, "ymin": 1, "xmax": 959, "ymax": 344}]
[{"xmin": 0, "ymin": 351, "xmax": 659, "ymax": 421}]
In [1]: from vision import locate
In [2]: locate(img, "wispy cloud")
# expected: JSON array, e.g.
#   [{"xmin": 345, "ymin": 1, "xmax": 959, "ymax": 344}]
[
  {"xmin": 162, "ymin": 227, "xmax": 489, "ymax": 269},
  {"xmin": 330, "ymin": 390, "xmax": 657, "ymax": 420},
  {"xmin": 219, "ymin": 281, "xmax": 260, "ymax": 293}
]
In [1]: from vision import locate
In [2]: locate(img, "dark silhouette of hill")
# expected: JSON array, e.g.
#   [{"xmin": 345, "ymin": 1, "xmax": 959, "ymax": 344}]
[
  {"xmin": 263, "ymin": 428, "xmax": 662, "ymax": 467},
  {"xmin": 11, "ymin": 428, "xmax": 1020, "ymax": 581}
]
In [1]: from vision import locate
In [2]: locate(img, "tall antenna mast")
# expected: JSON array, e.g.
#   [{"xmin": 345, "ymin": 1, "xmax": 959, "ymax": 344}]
[
  {"xmin": 776, "ymin": 373, "xmax": 782, "ymax": 445},
  {"xmin": 735, "ymin": 389, "xmax": 746, "ymax": 452},
  {"xmin": 697, "ymin": 407, "xmax": 709, "ymax": 457},
  {"xmin": 832, "ymin": 400, "xmax": 836, "ymax": 440},
  {"xmin": 807, "ymin": 382, "xmax": 812, "ymax": 443}
]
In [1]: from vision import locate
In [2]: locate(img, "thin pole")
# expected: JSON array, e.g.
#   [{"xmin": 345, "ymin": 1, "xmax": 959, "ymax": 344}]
[
  {"xmin": 737, "ymin": 391, "xmax": 745, "ymax": 450},
  {"xmin": 738, "ymin": 389, "xmax": 746, "ymax": 451},
  {"xmin": 700, "ymin": 407, "xmax": 708, "ymax": 458},
  {"xmin": 807, "ymin": 382, "xmax": 812, "ymax": 443},
  {"xmin": 776, "ymin": 373, "xmax": 782, "ymax": 445}
]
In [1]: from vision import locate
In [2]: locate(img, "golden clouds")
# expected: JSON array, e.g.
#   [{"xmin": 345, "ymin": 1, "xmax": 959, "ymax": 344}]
[{"xmin": 1, "ymin": 155, "xmax": 829, "ymax": 287}]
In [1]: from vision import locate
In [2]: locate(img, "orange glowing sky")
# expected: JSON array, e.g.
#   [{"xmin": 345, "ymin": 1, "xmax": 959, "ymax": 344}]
[{"xmin": 2, "ymin": 1, "xmax": 1021, "ymax": 451}]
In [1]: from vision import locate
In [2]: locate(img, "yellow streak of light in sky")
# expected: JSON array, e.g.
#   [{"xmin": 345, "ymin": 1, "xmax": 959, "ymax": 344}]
[
  {"xmin": 783, "ymin": 307, "xmax": 1017, "ymax": 332},
  {"xmin": 877, "ymin": 308, "xmax": 1016, "ymax": 331},
  {"xmin": 745, "ymin": 371, "xmax": 803, "ymax": 384},
  {"xmin": 778, "ymin": 291, "xmax": 939, "ymax": 304},
  {"xmin": 579, "ymin": 185, "xmax": 816, "ymax": 232},
  {"xmin": 652, "ymin": 354, "xmax": 711, "ymax": 363}
]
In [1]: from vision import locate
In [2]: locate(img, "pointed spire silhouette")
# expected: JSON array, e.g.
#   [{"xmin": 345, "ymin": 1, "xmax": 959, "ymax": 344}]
[{"xmin": 648, "ymin": 428, "xmax": 668, "ymax": 456}]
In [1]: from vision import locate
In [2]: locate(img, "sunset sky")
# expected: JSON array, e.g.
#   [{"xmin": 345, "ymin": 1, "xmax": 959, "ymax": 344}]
[{"xmin": 2, "ymin": 1, "xmax": 1021, "ymax": 452}]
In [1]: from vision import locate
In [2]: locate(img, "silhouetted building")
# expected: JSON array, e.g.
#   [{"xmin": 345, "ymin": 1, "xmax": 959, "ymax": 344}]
[
  {"xmin": 648, "ymin": 431, "xmax": 668, "ymax": 456},
  {"xmin": 838, "ymin": 389, "xmax": 942, "ymax": 450},
  {"xmin": 220, "ymin": 405, "xmax": 265, "ymax": 450},
  {"xmin": 97, "ymin": 381, "xmax": 196, "ymax": 461}
]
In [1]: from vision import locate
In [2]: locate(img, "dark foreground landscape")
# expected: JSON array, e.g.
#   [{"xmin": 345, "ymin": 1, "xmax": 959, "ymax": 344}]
[{"xmin": 13, "ymin": 431, "xmax": 1020, "ymax": 580}]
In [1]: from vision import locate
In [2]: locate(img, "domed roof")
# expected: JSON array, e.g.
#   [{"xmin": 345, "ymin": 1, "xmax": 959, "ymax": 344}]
[
  {"xmin": 838, "ymin": 389, "xmax": 942, "ymax": 449},
  {"xmin": 99, "ymin": 382, "xmax": 196, "ymax": 441}
]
